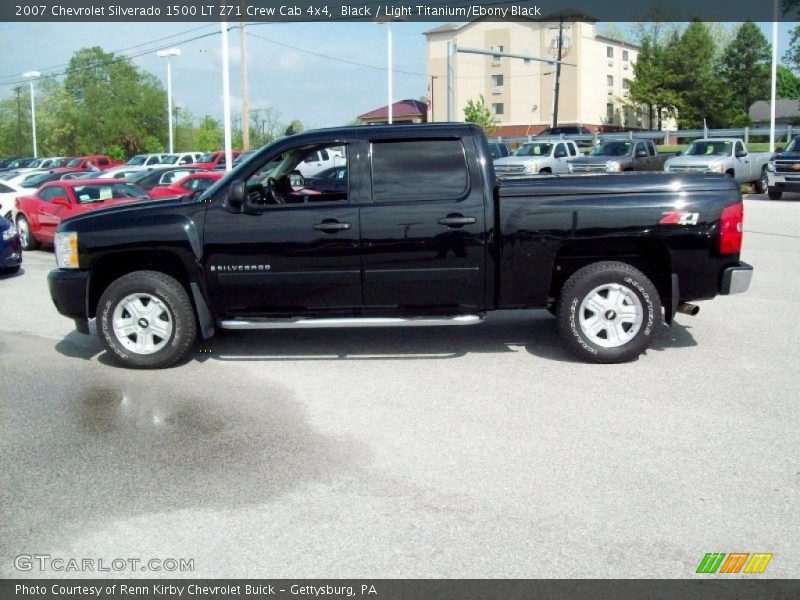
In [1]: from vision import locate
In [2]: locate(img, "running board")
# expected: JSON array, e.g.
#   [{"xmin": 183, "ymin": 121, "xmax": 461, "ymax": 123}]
[{"xmin": 217, "ymin": 315, "xmax": 484, "ymax": 330}]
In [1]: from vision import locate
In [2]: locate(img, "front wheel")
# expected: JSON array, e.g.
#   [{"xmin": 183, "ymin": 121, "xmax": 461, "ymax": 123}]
[
  {"xmin": 557, "ymin": 261, "xmax": 662, "ymax": 363},
  {"xmin": 97, "ymin": 270, "xmax": 197, "ymax": 369},
  {"xmin": 768, "ymin": 188, "xmax": 783, "ymax": 200},
  {"xmin": 753, "ymin": 168, "xmax": 768, "ymax": 195},
  {"xmin": 16, "ymin": 216, "xmax": 39, "ymax": 251}
]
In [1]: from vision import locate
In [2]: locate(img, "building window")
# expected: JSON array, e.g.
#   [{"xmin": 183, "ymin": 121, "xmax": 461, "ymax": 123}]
[
  {"xmin": 606, "ymin": 103, "xmax": 614, "ymax": 122},
  {"xmin": 492, "ymin": 103, "xmax": 504, "ymax": 116},
  {"xmin": 622, "ymin": 50, "xmax": 629, "ymax": 61},
  {"xmin": 607, "ymin": 46, "xmax": 614, "ymax": 58},
  {"xmin": 492, "ymin": 45, "xmax": 503, "ymax": 65},
  {"xmin": 622, "ymin": 78, "xmax": 630, "ymax": 90},
  {"xmin": 607, "ymin": 75, "xmax": 614, "ymax": 87},
  {"xmin": 491, "ymin": 74, "xmax": 504, "ymax": 87}
]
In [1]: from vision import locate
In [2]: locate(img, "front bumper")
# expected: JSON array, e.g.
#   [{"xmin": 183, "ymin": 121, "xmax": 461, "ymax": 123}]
[
  {"xmin": 766, "ymin": 172, "xmax": 800, "ymax": 192},
  {"xmin": 48, "ymin": 269, "xmax": 90, "ymax": 331},
  {"xmin": 720, "ymin": 262, "xmax": 753, "ymax": 295},
  {"xmin": 1, "ymin": 237, "xmax": 22, "ymax": 268}
]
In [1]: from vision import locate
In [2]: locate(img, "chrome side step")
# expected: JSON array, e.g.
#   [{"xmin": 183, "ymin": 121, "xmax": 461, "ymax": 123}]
[{"xmin": 217, "ymin": 315, "xmax": 484, "ymax": 330}]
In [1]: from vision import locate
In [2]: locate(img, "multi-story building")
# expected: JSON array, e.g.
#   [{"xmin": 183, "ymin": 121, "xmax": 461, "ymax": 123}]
[{"xmin": 424, "ymin": 18, "xmax": 671, "ymax": 137}]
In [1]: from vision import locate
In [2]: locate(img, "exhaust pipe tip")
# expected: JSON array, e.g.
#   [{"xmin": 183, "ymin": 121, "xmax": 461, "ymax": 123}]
[{"xmin": 677, "ymin": 302, "xmax": 700, "ymax": 316}]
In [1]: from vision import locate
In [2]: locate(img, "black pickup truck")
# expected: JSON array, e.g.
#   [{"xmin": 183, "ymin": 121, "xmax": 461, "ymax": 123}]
[{"xmin": 47, "ymin": 124, "xmax": 752, "ymax": 369}]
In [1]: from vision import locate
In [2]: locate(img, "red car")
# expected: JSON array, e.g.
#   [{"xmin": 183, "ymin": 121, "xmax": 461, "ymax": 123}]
[
  {"xmin": 193, "ymin": 151, "xmax": 240, "ymax": 170},
  {"xmin": 13, "ymin": 180, "xmax": 149, "ymax": 250},
  {"xmin": 147, "ymin": 171, "xmax": 223, "ymax": 199},
  {"xmin": 64, "ymin": 155, "xmax": 122, "ymax": 171}
]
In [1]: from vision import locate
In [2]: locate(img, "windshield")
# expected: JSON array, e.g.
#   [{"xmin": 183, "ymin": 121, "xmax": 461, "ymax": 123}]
[
  {"xmin": 683, "ymin": 141, "xmax": 733, "ymax": 156},
  {"xmin": 126, "ymin": 155, "xmax": 146, "ymax": 165},
  {"xmin": 67, "ymin": 158, "xmax": 83, "ymax": 167},
  {"xmin": 785, "ymin": 137, "xmax": 800, "ymax": 153},
  {"xmin": 72, "ymin": 183, "xmax": 148, "ymax": 203},
  {"xmin": 160, "ymin": 155, "xmax": 179, "ymax": 164},
  {"xmin": 515, "ymin": 143, "xmax": 553, "ymax": 157},
  {"xmin": 21, "ymin": 173, "xmax": 54, "ymax": 188},
  {"xmin": 589, "ymin": 141, "xmax": 633, "ymax": 156}
]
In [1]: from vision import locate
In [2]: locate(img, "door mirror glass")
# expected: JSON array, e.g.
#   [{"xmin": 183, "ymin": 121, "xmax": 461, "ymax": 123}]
[{"xmin": 289, "ymin": 172, "xmax": 305, "ymax": 192}]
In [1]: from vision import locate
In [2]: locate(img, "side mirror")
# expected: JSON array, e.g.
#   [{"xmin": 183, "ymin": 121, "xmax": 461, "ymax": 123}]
[
  {"xmin": 227, "ymin": 179, "xmax": 246, "ymax": 210},
  {"xmin": 289, "ymin": 173, "xmax": 305, "ymax": 192},
  {"xmin": 775, "ymin": 147, "xmax": 784, "ymax": 154},
  {"xmin": 52, "ymin": 196, "xmax": 70, "ymax": 207},
  {"xmin": 636, "ymin": 150, "xmax": 648, "ymax": 158},
  {"xmin": 735, "ymin": 150, "xmax": 748, "ymax": 158}
]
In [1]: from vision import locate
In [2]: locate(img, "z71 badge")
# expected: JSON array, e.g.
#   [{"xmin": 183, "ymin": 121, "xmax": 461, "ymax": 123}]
[{"xmin": 660, "ymin": 211, "xmax": 699, "ymax": 226}]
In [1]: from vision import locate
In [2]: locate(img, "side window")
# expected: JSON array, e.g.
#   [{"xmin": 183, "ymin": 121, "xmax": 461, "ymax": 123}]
[
  {"xmin": 0, "ymin": 183, "xmax": 12, "ymax": 193},
  {"xmin": 98, "ymin": 157, "xmax": 109, "ymax": 166},
  {"xmin": 38, "ymin": 187, "xmax": 55, "ymax": 201},
  {"xmin": 179, "ymin": 156, "xmax": 192, "ymax": 164},
  {"xmin": 648, "ymin": 142, "xmax": 657, "ymax": 156},
  {"xmin": 319, "ymin": 149, "xmax": 329, "ymax": 161},
  {"xmin": 567, "ymin": 143, "xmax": 578, "ymax": 157},
  {"xmin": 554, "ymin": 144, "xmax": 568, "ymax": 158},
  {"xmin": 51, "ymin": 186, "xmax": 68, "ymax": 199},
  {"xmin": 371, "ymin": 139, "xmax": 468, "ymax": 203},
  {"xmin": 736, "ymin": 141, "xmax": 746, "ymax": 155},
  {"xmin": 246, "ymin": 143, "xmax": 350, "ymax": 206}
]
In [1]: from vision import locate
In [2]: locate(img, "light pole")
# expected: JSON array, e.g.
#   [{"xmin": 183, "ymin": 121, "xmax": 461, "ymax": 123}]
[
  {"xmin": 156, "ymin": 48, "xmax": 181, "ymax": 154},
  {"xmin": 22, "ymin": 71, "xmax": 40, "ymax": 157},
  {"xmin": 376, "ymin": 20, "xmax": 396, "ymax": 124},
  {"xmin": 220, "ymin": 22, "xmax": 233, "ymax": 172}
]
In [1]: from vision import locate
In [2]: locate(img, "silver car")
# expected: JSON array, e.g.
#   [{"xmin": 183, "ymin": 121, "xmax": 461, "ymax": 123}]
[{"xmin": 494, "ymin": 140, "xmax": 580, "ymax": 177}]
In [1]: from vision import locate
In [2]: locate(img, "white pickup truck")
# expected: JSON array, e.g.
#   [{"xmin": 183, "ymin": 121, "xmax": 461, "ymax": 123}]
[
  {"xmin": 664, "ymin": 138, "xmax": 771, "ymax": 193},
  {"xmin": 297, "ymin": 147, "xmax": 346, "ymax": 177},
  {"xmin": 493, "ymin": 139, "xmax": 580, "ymax": 177}
]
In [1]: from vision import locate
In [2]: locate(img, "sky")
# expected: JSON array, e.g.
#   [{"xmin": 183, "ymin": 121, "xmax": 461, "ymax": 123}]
[{"xmin": 0, "ymin": 21, "xmax": 795, "ymax": 130}]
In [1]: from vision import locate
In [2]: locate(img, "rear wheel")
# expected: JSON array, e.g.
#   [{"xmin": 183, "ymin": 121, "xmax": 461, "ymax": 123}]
[
  {"xmin": 753, "ymin": 168, "xmax": 768, "ymax": 194},
  {"xmin": 97, "ymin": 270, "xmax": 197, "ymax": 369},
  {"xmin": 557, "ymin": 261, "xmax": 661, "ymax": 363},
  {"xmin": 768, "ymin": 188, "xmax": 783, "ymax": 200},
  {"xmin": 16, "ymin": 216, "xmax": 39, "ymax": 250}
]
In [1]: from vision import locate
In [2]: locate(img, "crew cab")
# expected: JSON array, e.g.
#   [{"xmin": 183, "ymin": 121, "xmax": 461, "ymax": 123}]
[
  {"xmin": 569, "ymin": 139, "xmax": 661, "ymax": 173},
  {"xmin": 65, "ymin": 155, "xmax": 122, "ymax": 171},
  {"xmin": 47, "ymin": 124, "xmax": 752, "ymax": 369},
  {"xmin": 766, "ymin": 136, "xmax": 800, "ymax": 199},
  {"xmin": 664, "ymin": 138, "xmax": 772, "ymax": 193},
  {"xmin": 13, "ymin": 180, "xmax": 149, "ymax": 250},
  {"xmin": 494, "ymin": 139, "xmax": 580, "ymax": 177}
]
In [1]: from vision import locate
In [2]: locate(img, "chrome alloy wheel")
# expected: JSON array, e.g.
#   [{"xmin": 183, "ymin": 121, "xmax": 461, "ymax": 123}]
[
  {"xmin": 112, "ymin": 293, "xmax": 174, "ymax": 355},
  {"xmin": 578, "ymin": 283, "xmax": 644, "ymax": 348},
  {"xmin": 17, "ymin": 218, "xmax": 30, "ymax": 247}
]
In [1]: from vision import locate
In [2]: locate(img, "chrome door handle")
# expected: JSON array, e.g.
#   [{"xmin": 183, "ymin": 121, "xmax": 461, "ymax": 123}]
[
  {"xmin": 438, "ymin": 215, "xmax": 476, "ymax": 227},
  {"xmin": 313, "ymin": 220, "xmax": 351, "ymax": 232}
]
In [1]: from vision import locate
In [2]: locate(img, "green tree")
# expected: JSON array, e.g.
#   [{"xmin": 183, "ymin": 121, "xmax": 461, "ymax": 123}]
[
  {"xmin": 719, "ymin": 22, "xmax": 771, "ymax": 117},
  {"xmin": 777, "ymin": 64, "xmax": 800, "ymax": 99},
  {"xmin": 463, "ymin": 95, "xmax": 496, "ymax": 135},
  {"xmin": 627, "ymin": 35, "xmax": 678, "ymax": 130},
  {"xmin": 668, "ymin": 22, "xmax": 731, "ymax": 128},
  {"xmin": 785, "ymin": 25, "xmax": 800, "ymax": 72},
  {"xmin": 194, "ymin": 116, "xmax": 223, "ymax": 151},
  {"xmin": 59, "ymin": 46, "xmax": 167, "ymax": 156}
]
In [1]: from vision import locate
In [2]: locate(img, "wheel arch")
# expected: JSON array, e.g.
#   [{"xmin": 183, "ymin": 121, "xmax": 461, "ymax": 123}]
[{"xmin": 549, "ymin": 237, "xmax": 673, "ymax": 320}]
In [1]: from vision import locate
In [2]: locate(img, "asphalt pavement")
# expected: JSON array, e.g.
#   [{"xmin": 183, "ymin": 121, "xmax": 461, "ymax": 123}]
[{"xmin": 1, "ymin": 195, "xmax": 798, "ymax": 578}]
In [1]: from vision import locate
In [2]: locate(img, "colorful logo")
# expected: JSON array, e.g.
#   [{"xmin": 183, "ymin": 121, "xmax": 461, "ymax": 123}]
[{"xmin": 696, "ymin": 552, "xmax": 773, "ymax": 574}]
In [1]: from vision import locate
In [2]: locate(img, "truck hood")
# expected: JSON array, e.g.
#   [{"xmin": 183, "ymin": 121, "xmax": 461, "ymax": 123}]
[
  {"xmin": 568, "ymin": 155, "xmax": 627, "ymax": 165},
  {"xmin": 59, "ymin": 196, "xmax": 187, "ymax": 230},
  {"xmin": 494, "ymin": 155, "xmax": 547, "ymax": 166},
  {"xmin": 664, "ymin": 155, "xmax": 726, "ymax": 167},
  {"xmin": 773, "ymin": 151, "xmax": 800, "ymax": 161}
]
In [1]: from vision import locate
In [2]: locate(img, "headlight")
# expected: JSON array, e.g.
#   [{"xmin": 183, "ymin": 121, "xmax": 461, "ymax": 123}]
[
  {"xmin": 709, "ymin": 164, "xmax": 725, "ymax": 173},
  {"xmin": 2, "ymin": 224, "xmax": 16, "ymax": 241},
  {"xmin": 663, "ymin": 163, "xmax": 671, "ymax": 172},
  {"xmin": 524, "ymin": 162, "xmax": 539, "ymax": 173},
  {"xmin": 606, "ymin": 162, "xmax": 622, "ymax": 172},
  {"xmin": 766, "ymin": 161, "xmax": 776, "ymax": 173},
  {"xmin": 55, "ymin": 231, "xmax": 79, "ymax": 269}
]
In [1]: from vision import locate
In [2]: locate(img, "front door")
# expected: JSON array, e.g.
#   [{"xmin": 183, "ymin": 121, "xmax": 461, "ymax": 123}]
[
  {"xmin": 36, "ymin": 185, "xmax": 70, "ymax": 242},
  {"xmin": 203, "ymin": 140, "xmax": 361, "ymax": 316},
  {"xmin": 358, "ymin": 135, "xmax": 487, "ymax": 312}
]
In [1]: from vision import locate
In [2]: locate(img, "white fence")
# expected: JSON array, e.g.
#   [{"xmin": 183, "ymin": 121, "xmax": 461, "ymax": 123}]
[{"xmin": 490, "ymin": 125, "xmax": 796, "ymax": 147}]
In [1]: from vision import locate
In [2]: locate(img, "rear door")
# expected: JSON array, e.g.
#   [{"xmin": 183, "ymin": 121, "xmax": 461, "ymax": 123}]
[{"xmin": 358, "ymin": 135, "xmax": 487, "ymax": 312}]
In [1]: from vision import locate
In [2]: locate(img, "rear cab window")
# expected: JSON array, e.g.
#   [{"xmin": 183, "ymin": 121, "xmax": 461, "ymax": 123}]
[{"xmin": 370, "ymin": 139, "xmax": 469, "ymax": 203}]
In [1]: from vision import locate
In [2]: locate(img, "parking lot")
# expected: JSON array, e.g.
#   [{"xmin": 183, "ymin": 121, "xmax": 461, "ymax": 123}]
[{"xmin": 1, "ymin": 194, "xmax": 798, "ymax": 578}]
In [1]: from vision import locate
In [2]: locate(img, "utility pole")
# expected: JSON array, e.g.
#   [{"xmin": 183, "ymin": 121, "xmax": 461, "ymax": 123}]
[
  {"xmin": 240, "ymin": 20, "xmax": 250, "ymax": 151},
  {"xmin": 552, "ymin": 16, "xmax": 564, "ymax": 127},
  {"xmin": 14, "ymin": 86, "xmax": 22, "ymax": 155},
  {"xmin": 22, "ymin": 71, "xmax": 40, "ymax": 157}
]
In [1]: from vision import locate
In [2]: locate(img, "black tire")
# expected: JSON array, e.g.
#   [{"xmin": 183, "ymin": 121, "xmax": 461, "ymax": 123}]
[
  {"xmin": 97, "ymin": 270, "xmax": 197, "ymax": 369},
  {"xmin": 3, "ymin": 265, "xmax": 20, "ymax": 274},
  {"xmin": 768, "ymin": 188, "xmax": 783, "ymax": 200},
  {"xmin": 753, "ymin": 167, "xmax": 768, "ymax": 195},
  {"xmin": 557, "ymin": 261, "xmax": 662, "ymax": 363},
  {"xmin": 16, "ymin": 216, "xmax": 39, "ymax": 250}
]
